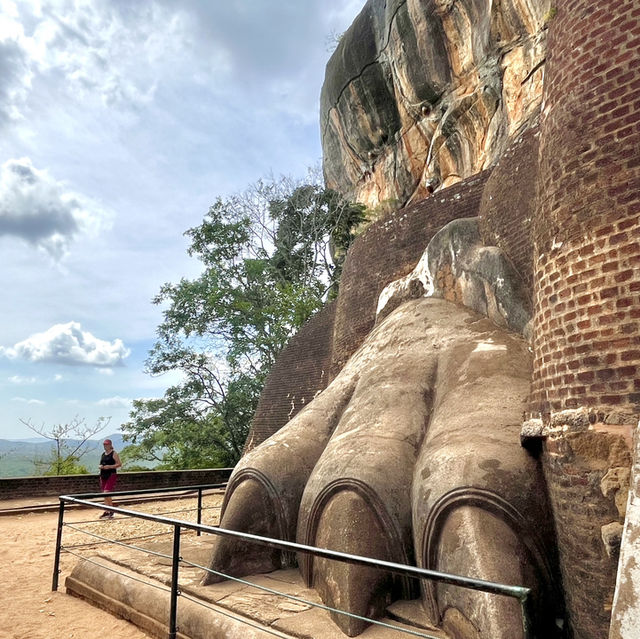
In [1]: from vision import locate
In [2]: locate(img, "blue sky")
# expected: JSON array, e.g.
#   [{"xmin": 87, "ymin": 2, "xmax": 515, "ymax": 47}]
[{"xmin": 0, "ymin": 0, "xmax": 365, "ymax": 440}]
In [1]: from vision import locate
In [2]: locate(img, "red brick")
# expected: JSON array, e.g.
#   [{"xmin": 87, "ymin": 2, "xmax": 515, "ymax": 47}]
[
  {"xmin": 600, "ymin": 287, "xmax": 619, "ymax": 299},
  {"xmin": 615, "ymin": 269, "xmax": 635, "ymax": 282}
]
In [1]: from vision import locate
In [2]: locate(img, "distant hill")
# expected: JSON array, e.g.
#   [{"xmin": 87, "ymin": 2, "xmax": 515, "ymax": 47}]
[{"xmin": 0, "ymin": 433, "xmax": 135, "ymax": 478}]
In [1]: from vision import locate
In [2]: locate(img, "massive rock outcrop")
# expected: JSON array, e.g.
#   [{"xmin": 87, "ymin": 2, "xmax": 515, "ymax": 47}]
[{"xmin": 320, "ymin": 0, "xmax": 550, "ymax": 208}]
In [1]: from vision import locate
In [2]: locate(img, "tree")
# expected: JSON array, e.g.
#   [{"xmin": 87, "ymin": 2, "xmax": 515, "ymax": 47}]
[
  {"xmin": 122, "ymin": 173, "xmax": 366, "ymax": 468},
  {"xmin": 20, "ymin": 416, "xmax": 110, "ymax": 476}
]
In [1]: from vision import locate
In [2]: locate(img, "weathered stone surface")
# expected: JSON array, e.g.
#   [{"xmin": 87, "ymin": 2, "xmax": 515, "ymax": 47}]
[
  {"xmin": 520, "ymin": 418, "xmax": 544, "ymax": 443},
  {"xmin": 57, "ymin": 1, "xmax": 640, "ymax": 638},
  {"xmin": 601, "ymin": 468, "xmax": 632, "ymax": 519},
  {"xmin": 329, "ymin": 171, "xmax": 488, "ymax": 381},
  {"xmin": 377, "ymin": 217, "xmax": 532, "ymax": 338},
  {"xmin": 602, "ymin": 522, "xmax": 624, "ymax": 559},
  {"xmin": 321, "ymin": 0, "xmax": 549, "ymax": 208},
  {"xmin": 207, "ymin": 298, "xmax": 562, "ymax": 637},
  {"xmin": 542, "ymin": 424, "xmax": 632, "ymax": 639},
  {"xmin": 610, "ymin": 422, "xmax": 640, "ymax": 639}
]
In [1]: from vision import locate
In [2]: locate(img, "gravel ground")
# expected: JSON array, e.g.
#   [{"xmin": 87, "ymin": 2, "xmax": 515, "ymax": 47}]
[
  {"xmin": 63, "ymin": 493, "xmax": 223, "ymax": 547},
  {"xmin": 0, "ymin": 493, "xmax": 223, "ymax": 639}
]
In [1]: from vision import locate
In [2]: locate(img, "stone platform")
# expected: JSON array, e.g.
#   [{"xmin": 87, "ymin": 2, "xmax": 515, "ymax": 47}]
[{"xmin": 65, "ymin": 533, "xmax": 449, "ymax": 639}]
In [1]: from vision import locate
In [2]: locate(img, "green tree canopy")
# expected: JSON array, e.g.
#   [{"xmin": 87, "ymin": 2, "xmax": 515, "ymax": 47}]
[{"xmin": 122, "ymin": 174, "xmax": 366, "ymax": 469}]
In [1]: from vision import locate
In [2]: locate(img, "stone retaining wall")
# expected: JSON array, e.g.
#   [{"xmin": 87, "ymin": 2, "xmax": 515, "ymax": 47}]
[{"xmin": 0, "ymin": 467, "xmax": 233, "ymax": 500}]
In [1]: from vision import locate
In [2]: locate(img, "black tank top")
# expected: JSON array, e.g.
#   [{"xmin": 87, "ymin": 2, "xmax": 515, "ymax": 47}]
[{"xmin": 100, "ymin": 451, "xmax": 116, "ymax": 479}]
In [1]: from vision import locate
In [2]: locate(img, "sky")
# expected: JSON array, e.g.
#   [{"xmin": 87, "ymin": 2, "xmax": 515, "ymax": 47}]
[{"xmin": 0, "ymin": 0, "xmax": 365, "ymax": 440}]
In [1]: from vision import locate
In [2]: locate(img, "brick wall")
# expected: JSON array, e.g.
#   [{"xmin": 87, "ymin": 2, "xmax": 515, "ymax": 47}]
[
  {"xmin": 244, "ymin": 301, "xmax": 337, "ymax": 452},
  {"xmin": 532, "ymin": 2, "xmax": 640, "ymax": 637},
  {"xmin": 478, "ymin": 123, "xmax": 540, "ymax": 291},
  {"xmin": 532, "ymin": 0, "xmax": 640, "ymax": 417},
  {"xmin": 0, "ymin": 467, "xmax": 232, "ymax": 500},
  {"xmin": 330, "ymin": 172, "xmax": 489, "ymax": 378}
]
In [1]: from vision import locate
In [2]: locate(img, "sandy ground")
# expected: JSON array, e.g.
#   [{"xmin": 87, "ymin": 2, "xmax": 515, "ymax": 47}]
[{"xmin": 0, "ymin": 495, "xmax": 222, "ymax": 639}]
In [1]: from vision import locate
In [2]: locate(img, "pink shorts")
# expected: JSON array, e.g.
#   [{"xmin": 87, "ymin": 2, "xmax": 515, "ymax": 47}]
[{"xmin": 100, "ymin": 474, "xmax": 117, "ymax": 492}]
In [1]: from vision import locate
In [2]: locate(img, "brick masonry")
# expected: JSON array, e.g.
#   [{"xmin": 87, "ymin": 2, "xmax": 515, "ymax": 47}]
[
  {"xmin": 244, "ymin": 301, "xmax": 337, "ymax": 451},
  {"xmin": 245, "ymin": 172, "xmax": 490, "ymax": 451},
  {"xmin": 532, "ymin": 0, "xmax": 640, "ymax": 418},
  {"xmin": 330, "ymin": 172, "xmax": 489, "ymax": 378},
  {"xmin": 532, "ymin": 2, "xmax": 640, "ymax": 637},
  {"xmin": 478, "ymin": 123, "xmax": 540, "ymax": 292},
  {"xmin": 236, "ymin": 4, "xmax": 640, "ymax": 636}
]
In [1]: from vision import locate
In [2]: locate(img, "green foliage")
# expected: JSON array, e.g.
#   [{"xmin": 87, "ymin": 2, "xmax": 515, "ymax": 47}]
[
  {"xmin": 122, "ymin": 372, "xmax": 260, "ymax": 469},
  {"xmin": 267, "ymin": 183, "xmax": 366, "ymax": 298},
  {"xmin": 368, "ymin": 198, "xmax": 401, "ymax": 223},
  {"xmin": 124, "ymin": 173, "xmax": 366, "ymax": 470},
  {"xmin": 41, "ymin": 455, "xmax": 89, "ymax": 476}
]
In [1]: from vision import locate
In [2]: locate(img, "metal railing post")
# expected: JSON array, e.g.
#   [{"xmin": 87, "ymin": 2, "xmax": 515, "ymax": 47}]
[
  {"xmin": 520, "ymin": 591, "xmax": 534, "ymax": 639},
  {"xmin": 196, "ymin": 487, "xmax": 202, "ymax": 536},
  {"xmin": 168, "ymin": 524, "xmax": 181, "ymax": 639},
  {"xmin": 52, "ymin": 498, "xmax": 65, "ymax": 591}
]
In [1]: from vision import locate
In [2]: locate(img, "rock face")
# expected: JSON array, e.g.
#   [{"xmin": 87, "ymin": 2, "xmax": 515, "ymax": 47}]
[{"xmin": 320, "ymin": 0, "xmax": 549, "ymax": 208}]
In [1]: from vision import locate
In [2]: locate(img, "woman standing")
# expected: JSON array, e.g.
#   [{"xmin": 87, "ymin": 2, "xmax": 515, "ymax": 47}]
[{"xmin": 99, "ymin": 438, "xmax": 121, "ymax": 519}]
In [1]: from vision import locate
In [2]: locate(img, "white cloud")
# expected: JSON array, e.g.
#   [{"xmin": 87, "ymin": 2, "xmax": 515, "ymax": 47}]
[
  {"xmin": 0, "ymin": 0, "xmax": 365, "ymax": 128},
  {"xmin": 12, "ymin": 396, "xmax": 45, "ymax": 405},
  {"xmin": 1, "ymin": 321, "xmax": 130, "ymax": 367},
  {"xmin": 32, "ymin": 3, "xmax": 160, "ymax": 110},
  {"xmin": 0, "ymin": 157, "xmax": 110, "ymax": 258},
  {"xmin": 0, "ymin": 0, "xmax": 368, "ymax": 440},
  {"xmin": 96, "ymin": 396, "xmax": 131, "ymax": 408},
  {"xmin": 8, "ymin": 374, "xmax": 37, "ymax": 384},
  {"xmin": 0, "ymin": 32, "xmax": 31, "ymax": 126},
  {"xmin": 0, "ymin": 1, "xmax": 176, "ymax": 118}
]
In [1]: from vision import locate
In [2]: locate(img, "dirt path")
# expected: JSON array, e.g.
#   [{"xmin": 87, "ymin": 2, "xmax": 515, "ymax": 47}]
[{"xmin": 0, "ymin": 496, "xmax": 222, "ymax": 639}]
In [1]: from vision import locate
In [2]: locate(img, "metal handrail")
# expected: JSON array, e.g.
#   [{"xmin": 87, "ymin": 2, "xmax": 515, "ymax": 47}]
[
  {"xmin": 59, "ymin": 482, "xmax": 227, "ymax": 500},
  {"xmin": 53, "ymin": 487, "xmax": 534, "ymax": 639}
]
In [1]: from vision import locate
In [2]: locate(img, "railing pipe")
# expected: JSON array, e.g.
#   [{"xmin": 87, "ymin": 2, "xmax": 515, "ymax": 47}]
[
  {"xmin": 51, "ymin": 498, "xmax": 65, "ymax": 591},
  {"xmin": 196, "ymin": 487, "xmax": 203, "ymax": 537},
  {"xmin": 168, "ymin": 524, "xmax": 181, "ymax": 639},
  {"xmin": 58, "ymin": 495, "xmax": 531, "ymax": 601},
  {"xmin": 60, "ymin": 482, "xmax": 227, "ymax": 501},
  {"xmin": 49, "ymin": 483, "xmax": 224, "ymax": 591}
]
